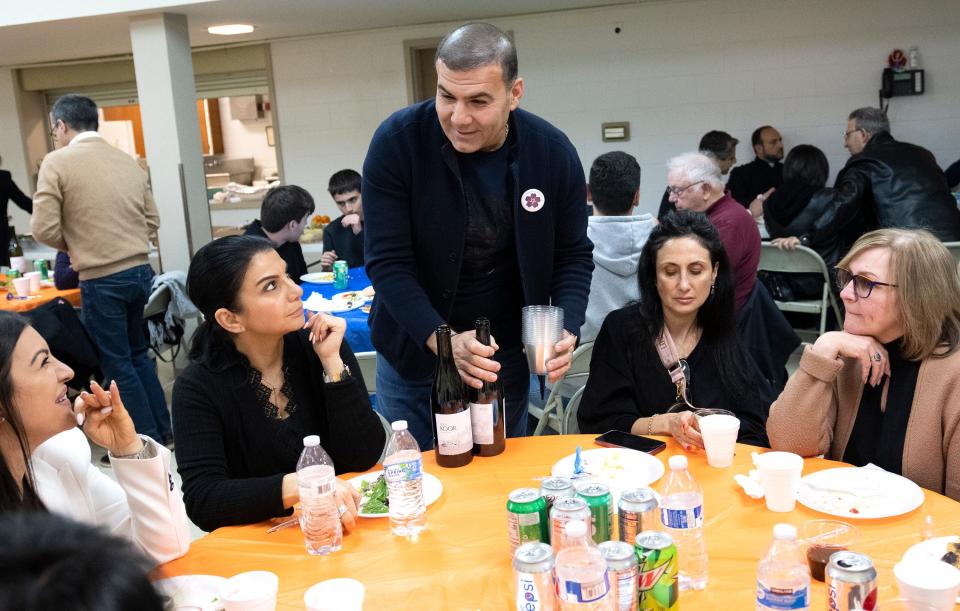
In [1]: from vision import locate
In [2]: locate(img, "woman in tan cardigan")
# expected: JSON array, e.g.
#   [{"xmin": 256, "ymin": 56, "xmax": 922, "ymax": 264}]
[{"xmin": 768, "ymin": 228, "xmax": 960, "ymax": 501}]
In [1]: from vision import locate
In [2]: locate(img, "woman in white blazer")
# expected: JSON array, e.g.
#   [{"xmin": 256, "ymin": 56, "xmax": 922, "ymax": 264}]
[{"xmin": 0, "ymin": 311, "xmax": 190, "ymax": 564}]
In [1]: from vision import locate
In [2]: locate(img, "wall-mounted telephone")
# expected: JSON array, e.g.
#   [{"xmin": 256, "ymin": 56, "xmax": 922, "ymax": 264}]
[{"xmin": 881, "ymin": 68, "xmax": 924, "ymax": 98}]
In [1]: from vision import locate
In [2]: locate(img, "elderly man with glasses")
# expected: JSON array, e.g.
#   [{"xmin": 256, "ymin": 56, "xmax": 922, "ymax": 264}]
[
  {"xmin": 798, "ymin": 107, "xmax": 960, "ymax": 256},
  {"xmin": 666, "ymin": 152, "xmax": 760, "ymax": 312}
]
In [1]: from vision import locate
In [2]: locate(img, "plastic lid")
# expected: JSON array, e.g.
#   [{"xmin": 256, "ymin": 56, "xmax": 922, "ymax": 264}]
[
  {"xmin": 565, "ymin": 520, "xmax": 588, "ymax": 538},
  {"xmin": 303, "ymin": 435, "xmax": 320, "ymax": 447},
  {"xmin": 773, "ymin": 523, "xmax": 797, "ymax": 541},
  {"xmin": 391, "ymin": 420, "xmax": 408, "ymax": 431},
  {"xmin": 668, "ymin": 455, "xmax": 688, "ymax": 471}
]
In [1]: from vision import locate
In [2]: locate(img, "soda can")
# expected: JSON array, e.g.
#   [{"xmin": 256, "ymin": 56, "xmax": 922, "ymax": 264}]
[
  {"xmin": 333, "ymin": 260, "xmax": 349, "ymax": 289},
  {"xmin": 577, "ymin": 483, "xmax": 613, "ymax": 544},
  {"xmin": 33, "ymin": 259, "xmax": 49, "ymax": 281},
  {"xmin": 507, "ymin": 488, "xmax": 549, "ymax": 553},
  {"xmin": 826, "ymin": 551, "xmax": 878, "ymax": 611},
  {"xmin": 598, "ymin": 540, "xmax": 639, "ymax": 611},
  {"xmin": 635, "ymin": 530, "xmax": 679, "ymax": 611},
  {"xmin": 550, "ymin": 496, "xmax": 591, "ymax": 553},
  {"xmin": 540, "ymin": 476, "xmax": 575, "ymax": 515},
  {"xmin": 618, "ymin": 487, "xmax": 658, "ymax": 544},
  {"xmin": 513, "ymin": 542, "xmax": 557, "ymax": 611}
]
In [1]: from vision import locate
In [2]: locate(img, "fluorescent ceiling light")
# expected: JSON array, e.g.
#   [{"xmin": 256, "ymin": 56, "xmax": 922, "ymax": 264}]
[{"xmin": 207, "ymin": 24, "xmax": 255, "ymax": 35}]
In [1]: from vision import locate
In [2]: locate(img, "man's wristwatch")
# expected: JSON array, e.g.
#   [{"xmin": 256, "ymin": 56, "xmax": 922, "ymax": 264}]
[{"xmin": 323, "ymin": 364, "xmax": 352, "ymax": 384}]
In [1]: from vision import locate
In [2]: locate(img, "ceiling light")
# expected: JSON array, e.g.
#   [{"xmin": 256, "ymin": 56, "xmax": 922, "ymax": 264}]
[{"xmin": 207, "ymin": 24, "xmax": 255, "ymax": 36}]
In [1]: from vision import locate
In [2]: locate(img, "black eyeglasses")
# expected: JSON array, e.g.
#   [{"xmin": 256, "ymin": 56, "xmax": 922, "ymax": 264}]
[
  {"xmin": 835, "ymin": 267, "xmax": 897, "ymax": 299},
  {"xmin": 665, "ymin": 180, "xmax": 704, "ymax": 197}
]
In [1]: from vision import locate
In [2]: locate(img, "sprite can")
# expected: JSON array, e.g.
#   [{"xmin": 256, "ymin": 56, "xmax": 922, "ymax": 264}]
[
  {"xmin": 33, "ymin": 259, "xmax": 49, "ymax": 281},
  {"xmin": 333, "ymin": 260, "xmax": 349, "ymax": 289},
  {"xmin": 635, "ymin": 530, "xmax": 679, "ymax": 610},
  {"xmin": 577, "ymin": 483, "xmax": 613, "ymax": 544},
  {"xmin": 507, "ymin": 488, "xmax": 549, "ymax": 554}
]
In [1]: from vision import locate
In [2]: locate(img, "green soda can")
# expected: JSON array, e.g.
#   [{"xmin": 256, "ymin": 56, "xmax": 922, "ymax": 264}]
[
  {"xmin": 577, "ymin": 483, "xmax": 613, "ymax": 544},
  {"xmin": 635, "ymin": 530, "xmax": 679, "ymax": 611},
  {"xmin": 333, "ymin": 260, "xmax": 349, "ymax": 289},
  {"xmin": 33, "ymin": 259, "xmax": 49, "ymax": 281},
  {"xmin": 506, "ymin": 488, "xmax": 549, "ymax": 554}
]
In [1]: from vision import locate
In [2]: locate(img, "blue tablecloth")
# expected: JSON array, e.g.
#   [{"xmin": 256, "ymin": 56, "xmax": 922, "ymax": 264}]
[{"xmin": 301, "ymin": 266, "xmax": 374, "ymax": 353}]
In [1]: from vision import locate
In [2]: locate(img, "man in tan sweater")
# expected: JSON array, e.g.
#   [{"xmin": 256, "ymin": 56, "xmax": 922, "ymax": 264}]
[{"xmin": 32, "ymin": 94, "xmax": 172, "ymax": 450}]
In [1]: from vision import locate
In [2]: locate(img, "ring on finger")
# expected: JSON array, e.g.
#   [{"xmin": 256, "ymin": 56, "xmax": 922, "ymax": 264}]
[
  {"xmin": 338, "ymin": 503, "xmax": 348, "ymax": 516},
  {"xmin": 872, "ymin": 352, "xmax": 882, "ymax": 362}
]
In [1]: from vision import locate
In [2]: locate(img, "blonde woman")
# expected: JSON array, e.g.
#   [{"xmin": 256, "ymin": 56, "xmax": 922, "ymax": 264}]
[{"xmin": 768, "ymin": 228, "xmax": 960, "ymax": 500}]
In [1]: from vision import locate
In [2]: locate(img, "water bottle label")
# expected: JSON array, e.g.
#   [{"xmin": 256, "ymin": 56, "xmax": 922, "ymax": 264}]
[
  {"xmin": 384, "ymin": 458, "xmax": 422, "ymax": 483},
  {"xmin": 435, "ymin": 409, "xmax": 473, "ymax": 455},
  {"xmin": 660, "ymin": 504, "xmax": 703, "ymax": 529},
  {"xmin": 469, "ymin": 402, "xmax": 494, "ymax": 445},
  {"xmin": 516, "ymin": 573, "xmax": 544, "ymax": 611},
  {"xmin": 558, "ymin": 571, "xmax": 610, "ymax": 603},
  {"xmin": 756, "ymin": 582, "xmax": 810, "ymax": 610}
]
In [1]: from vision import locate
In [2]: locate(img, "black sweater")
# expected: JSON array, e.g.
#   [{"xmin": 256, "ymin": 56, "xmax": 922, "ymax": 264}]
[
  {"xmin": 172, "ymin": 331, "xmax": 385, "ymax": 532},
  {"xmin": 577, "ymin": 307, "xmax": 768, "ymax": 446}
]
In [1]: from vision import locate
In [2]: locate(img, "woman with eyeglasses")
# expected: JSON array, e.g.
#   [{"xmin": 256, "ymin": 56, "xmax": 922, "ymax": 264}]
[
  {"xmin": 768, "ymin": 228, "xmax": 960, "ymax": 500},
  {"xmin": 577, "ymin": 211, "xmax": 769, "ymax": 450}
]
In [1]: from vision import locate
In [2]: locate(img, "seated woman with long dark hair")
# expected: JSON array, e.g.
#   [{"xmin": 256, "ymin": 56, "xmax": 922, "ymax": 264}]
[
  {"xmin": 769, "ymin": 228, "xmax": 960, "ymax": 500},
  {"xmin": 577, "ymin": 211, "xmax": 769, "ymax": 448},
  {"xmin": 0, "ymin": 312, "xmax": 190, "ymax": 564},
  {"xmin": 172, "ymin": 235, "xmax": 385, "ymax": 532}
]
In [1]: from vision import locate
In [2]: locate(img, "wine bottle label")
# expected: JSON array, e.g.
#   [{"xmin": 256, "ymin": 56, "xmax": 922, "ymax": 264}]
[
  {"xmin": 469, "ymin": 402, "xmax": 494, "ymax": 445},
  {"xmin": 435, "ymin": 409, "xmax": 473, "ymax": 455}
]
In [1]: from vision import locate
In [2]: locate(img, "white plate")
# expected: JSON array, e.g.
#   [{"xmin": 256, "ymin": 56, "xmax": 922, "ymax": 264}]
[
  {"xmin": 796, "ymin": 467, "xmax": 925, "ymax": 519},
  {"xmin": 154, "ymin": 574, "xmax": 227, "ymax": 611},
  {"xmin": 302, "ymin": 293, "xmax": 365, "ymax": 313},
  {"xmin": 300, "ymin": 272, "xmax": 334, "ymax": 284},
  {"xmin": 349, "ymin": 470, "xmax": 443, "ymax": 518},
  {"xmin": 902, "ymin": 536, "xmax": 960, "ymax": 603},
  {"xmin": 333, "ymin": 290, "xmax": 372, "ymax": 304},
  {"xmin": 551, "ymin": 448, "xmax": 665, "ymax": 503}
]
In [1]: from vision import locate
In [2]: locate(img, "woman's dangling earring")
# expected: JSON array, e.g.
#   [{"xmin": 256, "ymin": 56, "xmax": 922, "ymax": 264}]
[{"xmin": 710, "ymin": 283, "xmax": 715, "ymax": 296}]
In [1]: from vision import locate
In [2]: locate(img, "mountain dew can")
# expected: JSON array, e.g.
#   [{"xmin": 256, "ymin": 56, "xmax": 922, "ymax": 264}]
[{"xmin": 635, "ymin": 531, "xmax": 679, "ymax": 610}]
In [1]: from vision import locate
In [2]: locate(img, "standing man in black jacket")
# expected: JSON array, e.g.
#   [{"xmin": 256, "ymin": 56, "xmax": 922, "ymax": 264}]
[
  {"xmin": 0, "ymin": 155, "xmax": 33, "ymax": 267},
  {"xmin": 727, "ymin": 125, "xmax": 784, "ymax": 210},
  {"xmin": 362, "ymin": 23, "xmax": 593, "ymax": 448},
  {"xmin": 804, "ymin": 107, "xmax": 960, "ymax": 251}
]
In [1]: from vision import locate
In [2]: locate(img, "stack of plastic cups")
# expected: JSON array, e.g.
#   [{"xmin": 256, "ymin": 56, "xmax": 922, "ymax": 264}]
[{"xmin": 521, "ymin": 306, "xmax": 565, "ymax": 375}]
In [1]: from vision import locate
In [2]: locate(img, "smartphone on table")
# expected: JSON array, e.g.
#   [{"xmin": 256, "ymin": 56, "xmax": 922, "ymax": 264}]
[{"xmin": 594, "ymin": 430, "xmax": 666, "ymax": 455}]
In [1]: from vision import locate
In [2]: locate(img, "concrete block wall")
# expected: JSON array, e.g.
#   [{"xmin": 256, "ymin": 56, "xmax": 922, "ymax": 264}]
[{"xmin": 270, "ymin": 0, "xmax": 960, "ymax": 217}]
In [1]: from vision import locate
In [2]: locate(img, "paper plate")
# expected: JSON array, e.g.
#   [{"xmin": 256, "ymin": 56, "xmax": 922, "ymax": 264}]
[
  {"xmin": 901, "ymin": 536, "xmax": 960, "ymax": 603},
  {"xmin": 300, "ymin": 272, "xmax": 334, "ymax": 284},
  {"xmin": 153, "ymin": 574, "xmax": 227, "ymax": 611},
  {"xmin": 348, "ymin": 470, "xmax": 443, "ymax": 518},
  {"xmin": 551, "ymin": 448, "xmax": 665, "ymax": 503},
  {"xmin": 796, "ymin": 467, "xmax": 925, "ymax": 519},
  {"xmin": 333, "ymin": 290, "xmax": 372, "ymax": 305},
  {"xmin": 302, "ymin": 293, "xmax": 365, "ymax": 313}
]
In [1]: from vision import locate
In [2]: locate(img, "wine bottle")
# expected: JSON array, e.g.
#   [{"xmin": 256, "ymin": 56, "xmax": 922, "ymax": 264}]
[
  {"xmin": 431, "ymin": 325, "xmax": 473, "ymax": 468},
  {"xmin": 8, "ymin": 226, "xmax": 23, "ymax": 258},
  {"xmin": 471, "ymin": 318, "xmax": 505, "ymax": 457}
]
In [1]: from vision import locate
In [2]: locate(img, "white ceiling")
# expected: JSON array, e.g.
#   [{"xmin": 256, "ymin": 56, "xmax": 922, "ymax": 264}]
[{"xmin": 0, "ymin": 0, "xmax": 642, "ymax": 67}]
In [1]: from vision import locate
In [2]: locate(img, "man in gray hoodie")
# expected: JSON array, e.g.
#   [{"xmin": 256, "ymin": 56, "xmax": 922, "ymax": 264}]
[{"xmin": 581, "ymin": 152, "xmax": 656, "ymax": 343}]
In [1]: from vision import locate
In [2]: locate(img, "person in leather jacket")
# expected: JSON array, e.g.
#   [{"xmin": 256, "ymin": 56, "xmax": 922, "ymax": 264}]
[{"xmin": 803, "ymin": 107, "xmax": 960, "ymax": 254}]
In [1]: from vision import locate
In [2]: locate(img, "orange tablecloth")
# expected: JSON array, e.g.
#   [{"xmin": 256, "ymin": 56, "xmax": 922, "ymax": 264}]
[
  {"xmin": 157, "ymin": 435, "xmax": 960, "ymax": 609},
  {"xmin": 0, "ymin": 285, "xmax": 81, "ymax": 312}
]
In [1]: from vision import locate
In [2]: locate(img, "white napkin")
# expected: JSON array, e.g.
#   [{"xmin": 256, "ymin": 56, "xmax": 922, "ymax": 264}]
[{"xmin": 303, "ymin": 292, "xmax": 338, "ymax": 313}]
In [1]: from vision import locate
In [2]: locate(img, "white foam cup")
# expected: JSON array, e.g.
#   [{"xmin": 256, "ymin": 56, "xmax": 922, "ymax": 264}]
[
  {"xmin": 219, "ymin": 571, "xmax": 279, "ymax": 611},
  {"xmin": 755, "ymin": 451, "xmax": 804, "ymax": 512},
  {"xmin": 699, "ymin": 413, "xmax": 740, "ymax": 468},
  {"xmin": 12, "ymin": 277, "xmax": 30, "ymax": 297},
  {"xmin": 304, "ymin": 578, "xmax": 365, "ymax": 611},
  {"xmin": 24, "ymin": 271, "xmax": 41, "ymax": 294},
  {"xmin": 894, "ymin": 559, "xmax": 960, "ymax": 610},
  {"xmin": 9, "ymin": 256, "xmax": 26, "ymax": 273}
]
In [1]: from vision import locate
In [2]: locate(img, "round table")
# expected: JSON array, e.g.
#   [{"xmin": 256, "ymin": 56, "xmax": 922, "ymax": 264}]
[
  {"xmin": 156, "ymin": 435, "xmax": 960, "ymax": 609},
  {"xmin": 300, "ymin": 266, "xmax": 373, "ymax": 353}
]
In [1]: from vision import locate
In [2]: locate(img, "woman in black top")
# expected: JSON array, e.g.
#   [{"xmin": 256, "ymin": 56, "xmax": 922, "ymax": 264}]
[
  {"xmin": 577, "ymin": 211, "xmax": 768, "ymax": 448},
  {"xmin": 172, "ymin": 236, "xmax": 385, "ymax": 532},
  {"xmin": 0, "ymin": 156, "xmax": 33, "ymax": 267}
]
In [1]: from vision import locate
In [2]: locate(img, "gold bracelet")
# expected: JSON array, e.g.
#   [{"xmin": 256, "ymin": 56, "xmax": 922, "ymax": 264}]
[{"xmin": 647, "ymin": 416, "xmax": 654, "ymax": 435}]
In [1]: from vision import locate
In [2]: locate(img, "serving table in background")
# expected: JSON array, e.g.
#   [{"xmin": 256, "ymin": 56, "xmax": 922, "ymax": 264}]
[
  {"xmin": 156, "ymin": 435, "xmax": 960, "ymax": 609},
  {"xmin": 300, "ymin": 266, "xmax": 373, "ymax": 352},
  {"xmin": 0, "ymin": 283, "xmax": 80, "ymax": 313}
]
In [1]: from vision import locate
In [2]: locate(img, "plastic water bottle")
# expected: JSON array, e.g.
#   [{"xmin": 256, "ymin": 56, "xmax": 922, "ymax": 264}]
[
  {"xmin": 297, "ymin": 435, "xmax": 341, "ymax": 555},
  {"xmin": 659, "ymin": 454, "xmax": 707, "ymax": 590},
  {"xmin": 383, "ymin": 420, "xmax": 426, "ymax": 537},
  {"xmin": 555, "ymin": 520, "xmax": 614, "ymax": 610},
  {"xmin": 756, "ymin": 523, "xmax": 810, "ymax": 611}
]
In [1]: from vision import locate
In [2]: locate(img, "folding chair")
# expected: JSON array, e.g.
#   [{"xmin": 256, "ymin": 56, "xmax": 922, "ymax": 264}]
[
  {"xmin": 527, "ymin": 341, "xmax": 593, "ymax": 436},
  {"xmin": 758, "ymin": 244, "xmax": 842, "ymax": 336},
  {"xmin": 560, "ymin": 386, "xmax": 586, "ymax": 435},
  {"xmin": 354, "ymin": 351, "xmax": 377, "ymax": 395}
]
